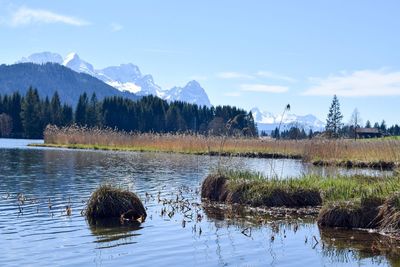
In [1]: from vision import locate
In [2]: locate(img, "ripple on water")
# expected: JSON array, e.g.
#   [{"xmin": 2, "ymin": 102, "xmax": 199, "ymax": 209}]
[{"xmin": 0, "ymin": 141, "xmax": 397, "ymax": 266}]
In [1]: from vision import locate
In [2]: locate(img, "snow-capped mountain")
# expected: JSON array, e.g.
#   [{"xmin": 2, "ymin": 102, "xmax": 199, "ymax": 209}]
[
  {"xmin": 251, "ymin": 107, "xmax": 325, "ymax": 133},
  {"xmin": 18, "ymin": 52, "xmax": 63, "ymax": 65},
  {"xmin": 63, "ymin": 52, "xmax": 97, "ymax": 77},
  {"xmin": 164, "ymin": 81, "xmax": 210, "ymax": 105},
  {"xmin": 18, "ymin": 52, "xmax": 211, "ymax": 107}
]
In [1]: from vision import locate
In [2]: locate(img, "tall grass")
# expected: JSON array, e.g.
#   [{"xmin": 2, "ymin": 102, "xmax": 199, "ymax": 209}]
[
  {"xmin": 220, "ymin": 170, "xmax": 400, "ymax": 203},
  {"xmin": 42, "ymin": 125, "xmax": 400, "ymax": 165}
]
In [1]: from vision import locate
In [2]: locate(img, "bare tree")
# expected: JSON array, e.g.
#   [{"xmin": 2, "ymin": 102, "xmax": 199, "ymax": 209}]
[{"xmin": 349, "ymin": 108, "xmax": 362, "ymax": 140}]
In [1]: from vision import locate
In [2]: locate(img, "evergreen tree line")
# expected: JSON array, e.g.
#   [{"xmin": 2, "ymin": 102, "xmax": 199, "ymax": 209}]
[
  {"xmin": 0, "ymin": 87, "xmax": 258, "ymax": 139},
  {"xmin": 324, "ymin": 95, "xmax": 400, "ymax": 138},
  {"xmin": 269, "ymin": 126, "xmax": 315, "ymax": 140}
]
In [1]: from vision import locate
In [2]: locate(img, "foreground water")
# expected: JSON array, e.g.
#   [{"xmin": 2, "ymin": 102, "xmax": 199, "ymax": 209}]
[{"xmin": 0, "ymin": 139, "xmax": 399, "ymax": 266}]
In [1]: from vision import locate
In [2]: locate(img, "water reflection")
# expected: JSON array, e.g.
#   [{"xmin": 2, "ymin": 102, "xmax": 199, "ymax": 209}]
[
  {"xmin": 0, "ymin": 140, "xmax": 398, "ymax": 266},
  {"xmin": 319, "ymin": 227, "xmax": 400, "ymax": 266},
  {"xmin": 88, "ymin": 218, "xmax": 143, "ymax": 249}
]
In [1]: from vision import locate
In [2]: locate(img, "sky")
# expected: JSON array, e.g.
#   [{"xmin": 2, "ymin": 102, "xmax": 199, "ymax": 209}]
[{"xmin": 1, "ymin": 0, "xmax": 400, "ymax": 125}]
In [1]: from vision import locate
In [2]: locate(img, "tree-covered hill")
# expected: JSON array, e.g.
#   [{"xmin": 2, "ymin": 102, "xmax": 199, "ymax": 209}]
[{"xmin": 0, "ymin": 63, "xmax": 139, "ymax": 106}]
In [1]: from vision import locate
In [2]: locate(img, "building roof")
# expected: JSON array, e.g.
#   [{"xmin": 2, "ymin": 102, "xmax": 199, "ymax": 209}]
[{"xmin": 355, "ymin": 128, "xmax": 381, "ymax": 134}]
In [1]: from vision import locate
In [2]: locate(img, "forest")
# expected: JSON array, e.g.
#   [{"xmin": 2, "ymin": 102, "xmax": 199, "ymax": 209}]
[{"xmin": 0, "ymin": 88, "xmax": 257, "ymax": 139}]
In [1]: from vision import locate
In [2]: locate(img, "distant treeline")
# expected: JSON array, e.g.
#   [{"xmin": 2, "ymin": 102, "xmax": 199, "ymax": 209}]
[
  {"xmin": 264, "ymin": 120, "xmax": 400, "ymax": 140},
  {"xmin": 0, "ymin": 88, "xmax": 257, "ymax": 139}
]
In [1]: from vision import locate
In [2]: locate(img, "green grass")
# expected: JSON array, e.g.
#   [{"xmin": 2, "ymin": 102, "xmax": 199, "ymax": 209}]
[{"xmin": 216, "ymin": 169, "xmax": 400, "ymax": 204}]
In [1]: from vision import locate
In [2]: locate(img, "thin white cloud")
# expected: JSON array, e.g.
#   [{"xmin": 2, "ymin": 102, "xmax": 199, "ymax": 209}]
[
  {"xmin": 217, "ymin": 70, "xmax": 296, "ymax": 83},
  {"xmin": 110, "ymin": 22, "xmax": 123, "ymax": 32},
  {"xmin": 9, "ymin": 6, "xmax": 89, "ymax": 27},
  {"xmin": 303, "ymin": 69, "xmax": 400, "ymax": 96},
  {"xmin": 240, "ymin": 84, "xmax": 288, "ymax": 93},
  {"xmin": 217, "ymin": 72, "xmax": 254, "ymax": 79},
  {"xmin": 224, "ymin": 92, "xmax": 241, "ymax": 97},
  {"xmin": 256, "ymin": 71, "xmax": 297, "ymax": 83}
]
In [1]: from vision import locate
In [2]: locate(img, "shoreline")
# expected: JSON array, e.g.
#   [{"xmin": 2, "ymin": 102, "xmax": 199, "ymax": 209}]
[
  {"xmin": 201, "ymin": 171, "xmax": 400, "ymax": 239},
  {"xmin": 30, "ymin": 143, "xmax": 397, "ymax": 170}
]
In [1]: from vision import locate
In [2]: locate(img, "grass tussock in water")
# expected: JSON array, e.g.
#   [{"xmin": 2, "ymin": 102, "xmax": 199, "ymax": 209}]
[
  {"xmin": 40, "ymin": 125, "xmax": 400, "ymax": 168},
  {"xmin": 203, "ymin": 170, "xmax": 400, "ymax": 235},
  {"xmin": 203, "ymin": 170, "xmax": 400, "ymax": 206},
  {"xmin": 317, "ymin": 197, "xmax": 383, "ymax": 229},
  {"xmin": 376, "ymin": 193, "xmax": 400, "ymax": 234},
  {"xmin": 85, "ymin": 185, "xmax": 147, "ymax": 221},
  {"xmin": 201, "ymin": 172, "xmax": 322, "ymax": 207},
  {"xmin": 319, "ymin": 194, "xmax": 400, "ymax": 236}
]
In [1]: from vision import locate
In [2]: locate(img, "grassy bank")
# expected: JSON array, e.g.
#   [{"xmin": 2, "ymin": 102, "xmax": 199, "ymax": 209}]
[
  {"xmin": 38, "ymin": 125, "xmax": 400, "ymax": 169},
  {"xmin": 202, "ymin": 170, "xmax": 400, "ymax": 205},
  {"xmin": 201, "ymin": 170, "xmax": 400, "ymax": 236}
]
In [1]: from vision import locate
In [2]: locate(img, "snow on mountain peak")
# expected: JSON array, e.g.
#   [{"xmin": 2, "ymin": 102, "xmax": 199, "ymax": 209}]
[
  {"xmin": 101, "ymin": 63, "xmax": 142, "ymax": 84},
  {"xmin": 18, "ymin": 52, "xmax": 63, "ymax": 65},
  {"xmin": 165, "ymin": 80, "xmax": 211, "ymax": 107},
  {"xmin": 252, "ymin": 107, "xmax": 325, "ymax": 132},
  {"xmin": 62, "ymin": 52, "xmax": 96, "ymax": 76},
  {"xmin": 63, "ymin": 52, "xmax": 79, "ymax": 64},
  {"xmin": 18, "ymin": 51, "xmax": 212, "ymax": 107}
]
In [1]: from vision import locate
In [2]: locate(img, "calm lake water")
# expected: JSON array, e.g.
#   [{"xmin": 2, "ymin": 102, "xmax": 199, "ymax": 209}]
[{"xmin": 0, "ymin": 138, "xmax": 399, "ymax": 267}]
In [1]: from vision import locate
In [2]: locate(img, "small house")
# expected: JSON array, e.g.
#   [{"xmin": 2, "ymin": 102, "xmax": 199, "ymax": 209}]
[{"xmin": 355, "ymin": 128, "xmax": 382, "ymax": 138}]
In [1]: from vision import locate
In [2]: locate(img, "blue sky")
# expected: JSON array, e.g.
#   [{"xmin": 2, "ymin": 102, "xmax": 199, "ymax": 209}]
[{"xmin": 1, "ymin": 0, "xmax": 400, "ymax": 125}]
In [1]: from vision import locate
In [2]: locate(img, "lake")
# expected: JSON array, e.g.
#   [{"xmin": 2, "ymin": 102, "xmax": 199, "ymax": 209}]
[{"xmin": 0, "ymin": 138, "xmax": 398, "ymax": 267}]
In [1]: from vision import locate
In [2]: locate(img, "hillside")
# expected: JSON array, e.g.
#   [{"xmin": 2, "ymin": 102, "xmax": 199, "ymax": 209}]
[{"xmin": 0, "ymin": 63, "xmax": 139, "ymax": 106}]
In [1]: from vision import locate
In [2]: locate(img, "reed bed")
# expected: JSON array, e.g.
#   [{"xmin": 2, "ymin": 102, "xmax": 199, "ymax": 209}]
[
  {"xmin": 41, "ymin": 125, "xmax": 400, "ymax": 167},
  {"xmin": 203, "ymin": 170, "xmax": 400, "ymax": 235},
  {"xmin": 203, "ymin": 170, "xmax": 400, "ymax": 205}
]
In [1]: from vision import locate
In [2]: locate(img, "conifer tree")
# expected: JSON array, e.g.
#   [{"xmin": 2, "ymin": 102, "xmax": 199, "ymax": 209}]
[
  {"xmin": 50, "ymin": 92, "xmax": 62, "ymax": 126},
  {"xmin": 21, "ymin": 88, "xmax": 42, "ymax": 138},
  {"xmin": 75, "ymin": 93, "xmax": 88, "ymax": 126},
  {"xmin": 325, "ymin": 95, "xmax": 343, "ymax": 138}
]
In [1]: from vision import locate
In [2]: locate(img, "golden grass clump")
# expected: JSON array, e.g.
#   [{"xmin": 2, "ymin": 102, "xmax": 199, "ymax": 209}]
[
  {"xmin": 85, "ymin": 185, "xmax": 146, "ymax": 221},
  {"xmin": 201, "ymin": 174, "xmax": 229, "ymax": 202},
  {"xmin": 377, "ymin": 193, "xmax": 400, "ymax": 233},
  {"xmin": 318, "ymin": 193, "xmax": 400, "ymax": 234},
  {"xmin": 317, "ymin": 198, "xmax": 383, "ymax": 229}
]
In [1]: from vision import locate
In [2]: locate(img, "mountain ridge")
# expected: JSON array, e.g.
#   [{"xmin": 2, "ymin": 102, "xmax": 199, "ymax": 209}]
[
  {"xmin": 0, "ymin": 62, "xmax": 139, "ymax": 106},
  {"xmin": 251, "ymin": 107, "xmax": 325, "ymax": 133},
  {"xmin": 18, "ymin": 52, "xmax": 211, "ymax": 107}
]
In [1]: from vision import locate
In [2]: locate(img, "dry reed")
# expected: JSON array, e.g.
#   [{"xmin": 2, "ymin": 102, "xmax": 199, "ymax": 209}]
[{"xmin": 42, "ymin": 125, "xmax": 400, "ymax": 167}]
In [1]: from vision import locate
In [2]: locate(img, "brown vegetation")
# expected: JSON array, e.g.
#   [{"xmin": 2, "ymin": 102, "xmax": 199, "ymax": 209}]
[
  {"xmin": 85, "ymin": 185, "xmax": 146, "ymax": 222},
  {"xmin": 41, "ymin": 125, "xmax": 400, "ymax": 169},
  {"xmin": 201, "ymin": 174, "xmax": 322, "ymax": 207},
  {"xmin": 202, "ymin": 171, "xmax": 400, "ymax": 237},
  {"xmin": 317, "ymin": 198, "xmax": 383, "ymax": 229},
  {"xmin": 318, "ymin": 193, "xmax": 400, "ymax": 236}
]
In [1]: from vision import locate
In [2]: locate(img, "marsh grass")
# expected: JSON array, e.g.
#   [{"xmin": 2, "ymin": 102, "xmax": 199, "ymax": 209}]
[
  {"xmin": 212, "ymin": 170, "xmax": 400, "ymax": 203},
  {"xmin": 85, "ymin": 185, "xmax": 146, "ymax": 221},
  {"xmin": 41, "ymin": 125, "xmax": 400, "ymax": 168},
  {"xmin": 203, "ymin": 170, "xmax": 400, "ymax": 234}
]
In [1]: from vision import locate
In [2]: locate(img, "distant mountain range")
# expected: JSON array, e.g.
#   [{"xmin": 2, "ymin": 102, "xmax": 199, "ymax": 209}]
[
  {"xmin": 0, "ymin": 63, "xmax": 139, "ymax": 105},
  {"xmin": 251, "ymin": 107, "xmax": 325, "ymax": 133},
  {"xmin": 5, "ymin": 52, "xmax": 324, "ymax": 132},
  {"xmin": 18, "ymin": 52, "xmax": 211, "ymax": 107}
]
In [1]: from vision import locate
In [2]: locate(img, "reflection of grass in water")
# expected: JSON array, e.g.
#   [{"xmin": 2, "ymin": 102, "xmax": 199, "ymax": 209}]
[
  {"xmin": 87, "ymin": 218, "xmax": 142, "ymax": 249},
  {"xmin": 319, "ymin": 227, "xmax": 400, "ymax": 266}
]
